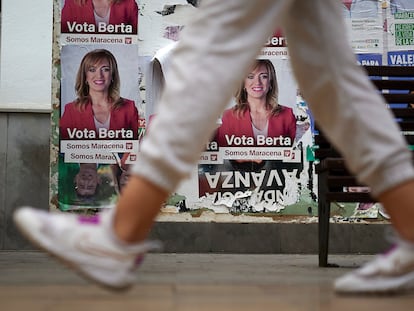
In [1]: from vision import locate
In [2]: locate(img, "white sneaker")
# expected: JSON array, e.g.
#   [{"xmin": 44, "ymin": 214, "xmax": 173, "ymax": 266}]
[
  {"xmin": 13, "ymin": 206, "xmax": 161, "ymax": 291},
  {"xmin": 335, "ymin": 235, "xmax": 414, "ymax": 294}
]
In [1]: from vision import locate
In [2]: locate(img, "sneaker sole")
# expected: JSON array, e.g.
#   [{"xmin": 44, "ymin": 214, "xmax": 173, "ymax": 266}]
[{"xmin": 335, "ymin": 274, "xmax": 414, "ymax": 295}]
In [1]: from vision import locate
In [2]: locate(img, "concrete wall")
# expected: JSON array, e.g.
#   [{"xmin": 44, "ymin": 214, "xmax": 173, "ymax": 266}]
[
  {"xmin": 0, "ymin": 113, "xmax": 50, "ymax": 249},
  {"xmin": 0, "ymin": 0, "xmax": 53, "ymax": 248}
]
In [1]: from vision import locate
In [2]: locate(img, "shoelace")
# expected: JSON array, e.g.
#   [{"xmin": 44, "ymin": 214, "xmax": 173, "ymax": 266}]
[{"xmin": 383, "ymin": 227, "xmax": 414, "ymax": 254}]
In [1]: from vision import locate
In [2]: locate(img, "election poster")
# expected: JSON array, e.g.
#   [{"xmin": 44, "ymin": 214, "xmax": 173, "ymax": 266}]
[
  {"xmin": 386, "ymin": 0, "xmax": 414, "ymax": 65},
  {"xmin": 196, "ymin": 55, "xmax": 317, "ymax": 216},
  {"xmin": 342, "ymin": 0, "xmax": 384, "ymax": 65},
  {"xmin": 60, "ymin": 0, "xmax": 139, "ymax": 45},
  {"xmin": 56, "ymin": 0, "xmax": 142, "ymax": 210},
  {"xmin": 258, "ymin": 29, "xmax": 289, "ymax": 60}
]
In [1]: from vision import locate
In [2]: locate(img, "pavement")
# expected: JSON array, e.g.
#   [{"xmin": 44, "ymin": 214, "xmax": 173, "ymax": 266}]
[{"xmin": 1, "ymin": 251, "xmax": 414, "ymax": 310}]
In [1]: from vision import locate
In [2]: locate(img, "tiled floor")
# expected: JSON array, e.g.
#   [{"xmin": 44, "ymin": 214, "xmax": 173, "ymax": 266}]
[{"xmin": 1, "ymin": 251, "xmax": 414, "ymax": 311}]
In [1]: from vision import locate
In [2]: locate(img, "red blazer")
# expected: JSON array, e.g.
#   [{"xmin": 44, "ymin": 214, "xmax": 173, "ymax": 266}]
[
  {"xmin": 215, "ymin": 106, "xmax": 296, "ymax": 147},
  {"xmin": 61, "ymin": 0, "xmax": 138, "ymax": 34},
  {"xmin": 60, "ymin": 98, "xmax": 139, "ymax": 139}
]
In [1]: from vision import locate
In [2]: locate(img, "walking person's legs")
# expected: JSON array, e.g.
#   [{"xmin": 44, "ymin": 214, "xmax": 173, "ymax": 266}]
[
  {"xmin": 14, "ymin": 0, "xmax": 414, "ymax": 294},
  {"xmin": 284, "ymin": 0, "xmax": 414, "ymax": 294}
]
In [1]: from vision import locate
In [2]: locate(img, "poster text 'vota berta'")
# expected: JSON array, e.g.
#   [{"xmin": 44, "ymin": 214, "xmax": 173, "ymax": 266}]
[{"xmin": 65, "ymin": 22, "xmax": 134, "ymax": 33}]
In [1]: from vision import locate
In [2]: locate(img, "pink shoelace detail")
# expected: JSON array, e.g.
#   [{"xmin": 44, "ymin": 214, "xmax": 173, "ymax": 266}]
[
  {"xmin": 77, "ymin": 214, "xmax": 100, "ymax": 224},
  {"xmin": 134, "ymin": 255, "xmax": 144, "ymax": 268},
  {"xmin": 382, "ymin": 244, "xmax": 397, "ymax": 256}
]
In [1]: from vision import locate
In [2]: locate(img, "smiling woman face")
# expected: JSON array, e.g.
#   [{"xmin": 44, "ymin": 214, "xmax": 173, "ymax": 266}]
[
  {"xmin": 86, "ymin": 59, "xmax": 112, "ymax": 93},
  {"xmin": 244, "ymin": 64, "xmax": 270, "ymax": 100}
]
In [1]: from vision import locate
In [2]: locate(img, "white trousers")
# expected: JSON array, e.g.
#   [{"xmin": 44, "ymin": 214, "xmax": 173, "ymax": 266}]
[{"xmin": 131, "ymin": 0, "xmax": 414, "ymax": 197}]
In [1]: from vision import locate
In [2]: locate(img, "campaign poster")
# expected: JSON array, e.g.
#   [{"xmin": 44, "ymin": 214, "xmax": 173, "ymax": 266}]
[
  {"xmin": 386, "ymin": 0, "xmax": 414, "ymax": 65},
  {"xmin": 57, "ymin": 1, "xmax": 142, "ymax": 210},
  {"xmin": 342, "ymin": 0, "xmax": 384, "ymax": 65},
  {"xmin": 356, "ymin": 53, "xmax": 384, "ymax": 65},
  {"xmin": 258, "ymin": 29, "xmax": 288, "ymax": 60},
  {"xmin": 197, "ymin": 57, "xmax": 317, "ymax": 215},
  {"xmin": 60, "ymin": 0, "xmax": 139, "ymax": 45}
]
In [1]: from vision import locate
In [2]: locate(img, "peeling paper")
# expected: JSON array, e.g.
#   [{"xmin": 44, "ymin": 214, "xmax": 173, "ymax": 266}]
[
  {"xmin": 161, "ymin": 4, "xmax": 198, "ymax": 25},
  {"xmin": 209, "ymin": 188, "xmax": 287, "ymax": 214},
  {"xmin": 197, "ymin": 196, "xmax": 230, "ymax": 214},
  {"xmin": 214, "ymin": 190, "xmax": 252, "ymax": 208},
  {"xmin": 138, "ymin": 1, "xmax": 199, "ymax": 56},
  {"xmin": 146, "ymin": 42, "xmax": 177, "ymax": 120},
  {"xmin": 351, "ymin": 203, "xmax": 380, "ymax": 219}
]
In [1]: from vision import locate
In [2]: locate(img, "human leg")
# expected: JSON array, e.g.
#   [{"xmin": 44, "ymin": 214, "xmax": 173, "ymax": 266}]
[
  {"xmin": 336, "ymin": 179, "xmax": 414, "ymax": 293},
  {"xmin": 129, "ymin": 0, "xmax": 293, "ymax": 192},
  {"xmin": 284, "ymin": 0, "xmax": 414, "ymax": 199},
  {"xmin": 113, "ymin": 175, "xmax": 169, "ymax": 243},
  {"xmin": 284, "ymin": 0, "xmax": 414, "ymax": 293},
  {"xmin": 114, "ymin": 0, "xmax": 295, "ymax": 243}
]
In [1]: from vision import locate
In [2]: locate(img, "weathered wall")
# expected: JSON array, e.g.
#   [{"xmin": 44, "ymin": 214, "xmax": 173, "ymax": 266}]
[{"xmin": 0, "ymin": 113, "xmax": 50, "ymax": 249}]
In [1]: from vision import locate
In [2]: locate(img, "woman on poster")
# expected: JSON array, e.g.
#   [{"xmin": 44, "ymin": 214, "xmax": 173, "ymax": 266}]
[
  {"xmin": 215, "ymin": 59, "xmax": 296, "ymax": 147},
  {"xmin": 60, "ymin": 48, "xmax": 139, "ymax": 140},
  {"xmin": 61, "ymin": 0, "xmax": 138, "ymax": 34}
]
